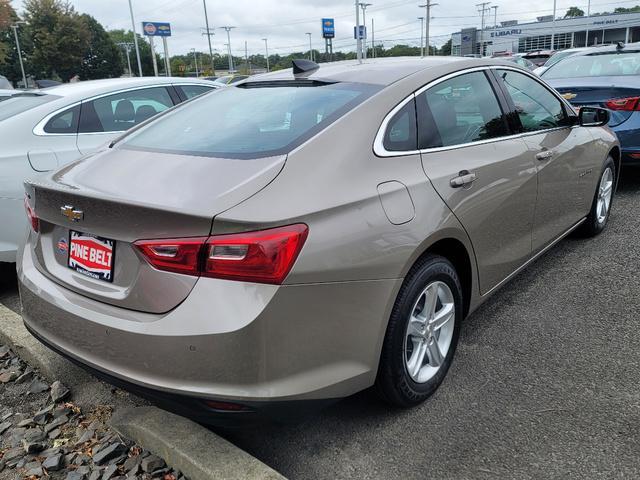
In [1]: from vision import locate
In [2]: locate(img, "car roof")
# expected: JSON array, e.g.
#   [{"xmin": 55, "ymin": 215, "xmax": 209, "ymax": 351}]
[
  {"xmin": 570, "ymin": 41, "xmax": 640, "ymax": 56},
  {"xmin": 246, "ymin": 56, "xmax": 500, "ymax": 87},
  {"xmin": 41, "ymin": 77, "xmax": 216, "ymax": 99}
]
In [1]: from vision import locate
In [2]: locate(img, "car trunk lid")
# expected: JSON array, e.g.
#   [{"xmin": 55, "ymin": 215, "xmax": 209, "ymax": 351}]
[
  {"xmin": 26, "ymin": 147, "xmax": 286, "ymax": 314},
  {"xmin": 548, "ymin": 76, "xmax": 640, "ymax": 126}
]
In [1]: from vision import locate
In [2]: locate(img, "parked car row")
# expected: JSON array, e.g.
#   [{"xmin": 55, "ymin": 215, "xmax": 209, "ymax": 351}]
[{"xmin": 3, "ymin": 55, "xmax": 621, "ymax": 425}]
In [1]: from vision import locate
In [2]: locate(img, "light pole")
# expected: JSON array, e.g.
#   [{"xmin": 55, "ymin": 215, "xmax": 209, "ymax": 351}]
[
  {"xmin": 585, "ymin": 0, "xmax": 591, "ymax": 46},
  {"xmin": 191, "ymin": 48, "xmax": 199, "ymax": 77},
  {"xmin": 551, "ymin": 0, "xmax": 557, "ymax": 50},
  {"xmin": 262, "ymin": 38, "xmax": 270, "ymax": 72},
  {"xmin": 202, "ymin": 0, "xmax": 215, "ymax": 74},
  {"xmin": 419, "ymin": 1, "xmax": 437, "ymax": 56},
  {"xmin": 359, "ymin": 3, "xmax": 372, "ymax": 59},
  {"xmin": 127, "ymin": 0, "xmax": 143, "ymax": 76},
  {"xmin": 418, "ymin": 16, "xmax": 424, "ymax": 57},
  {"xmin": 492, "ymin": 5, "xmax": 498, "ymax": 28},
  {"xmin": 10, "ymin": 21, "xmax": 27, "ymax": 88},
  {"xmin": 306, "ymin": 32, "xmax": 313, "ymax": 61},
  {"xmin": 476, "ymin": 2, "xmax": 490, "ymax": 56},
  {"xmin": 355, "ymin": 0, "xmax": 362, "ymax": 63},
  {"xmin": 221, "ymin": 26, "xmax": 235, "ymax": 72}
]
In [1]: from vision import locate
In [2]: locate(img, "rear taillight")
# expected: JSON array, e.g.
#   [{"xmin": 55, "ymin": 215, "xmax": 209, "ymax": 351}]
[
  {"xmin": 605, "ymin": 96, "xmax": 640, "ymax": 111},
  {"xmin": 134, "ymin": 224, "xmax": 308, "ymax": 285},
  {"xmin": 24, "ymin": 197, "xmax": 39, "ymax": 232}
]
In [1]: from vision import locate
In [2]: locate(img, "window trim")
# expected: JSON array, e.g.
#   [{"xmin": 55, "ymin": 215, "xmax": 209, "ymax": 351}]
[
  {"xmin": 33, "ymin": 83, "xmax": 210, "ymax": 137},
  {"xmin": 373, "ymin": 65, "xmax": 578, "ymax": 158}
]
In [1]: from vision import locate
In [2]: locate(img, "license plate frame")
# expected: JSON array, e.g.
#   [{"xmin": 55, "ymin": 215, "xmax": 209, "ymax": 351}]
[{"xmin": 68, "ymin": 230, "xmax": 116, "ymax": 283}]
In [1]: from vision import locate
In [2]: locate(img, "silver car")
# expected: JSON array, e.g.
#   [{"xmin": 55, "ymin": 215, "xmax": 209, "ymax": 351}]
[
  {"xmin": 18, "ymin": 58, "xmax": 618, "ymax": 424},
  {"xmin": 0, "ymin": 77, "xmax": 217, "ymax": 263}
]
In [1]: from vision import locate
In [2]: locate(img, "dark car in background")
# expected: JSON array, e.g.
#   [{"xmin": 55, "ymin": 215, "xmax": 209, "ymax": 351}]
[{"xmin": 543, "ymin": 42, "xmax": 640, "ymax": 164}]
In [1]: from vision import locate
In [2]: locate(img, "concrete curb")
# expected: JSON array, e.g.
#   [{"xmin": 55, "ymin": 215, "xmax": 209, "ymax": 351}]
[
  {"xmin": 0, "ymin": 304, "xmax": 286, "ymax": 480},
  {"xmin": 111, "ymin": 407, "xmax": 286, "ymax": 480}
]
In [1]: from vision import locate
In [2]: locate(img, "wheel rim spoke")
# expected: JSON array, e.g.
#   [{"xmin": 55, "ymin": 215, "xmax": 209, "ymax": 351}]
[
  {"xmin": 431, "ymin": 302, "xmax": 454, "ymax": 331},
  {"xmin": 406, "ymin": 338, "xmax": 428, "ymax": 378},
  {"xmin": 426, "ymin": 338, "xmax": 444, "ymax": 367}
]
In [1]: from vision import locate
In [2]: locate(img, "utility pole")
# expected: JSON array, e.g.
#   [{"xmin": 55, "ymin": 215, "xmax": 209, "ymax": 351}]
[
  {"xmin": 306, "ymin": 32, "xmax": 313, "ymax": 61},
  {"xmin": 419, "ymin": 1, "xmax": 437, "ymax": 56},
  {"xmin": 492, "ymin": 5, "xmax": 498, "ymax": 28},
  {"xmin": 191, "ymin": 48, "xmax": 199, "ymax": 77},
  {"xmin": 117, "ymin": 42, "xmax": 134, "ymax": 77},
  {"xmin": 221, "ymin": 26, "xmax": 235, "ymax": 72},
  {"xmin": 10, "ymin": 21, "xmax": 27, "ymax": 88},
  {"xmin": 359, "ymin": 3, "xmax": 372, "ymax": 60},
  {"xmin": 476, "ymin": 2, "xmax": 491, "ymax": 56},
  {"xmin": 262, "ymin": 38, "xmax": 270, "ymax": 72},
  {"xmin": 355, "ymin": 0, "xmax": 362, "ymax": 63},
  {"xmin": 127, "ymin": 0, "xmax": 143, "ymax": 76},
  {"xmin": 418, "ymin": 16, "xmax": 424, "ymax": 57},
  {"xmin": 551, "ymin": 0, "xmax": 557, "ymax": 50},
  {"xmin": 371, "ymin": 18, "xmax": 375, "ymax": 58},
  {"xmin": 202, "ymin": 0, "xmax": 215, "ymax": 75},
  {"xmin": 244, "ymin": 40, "xmax": 250, "ymax": 74}
]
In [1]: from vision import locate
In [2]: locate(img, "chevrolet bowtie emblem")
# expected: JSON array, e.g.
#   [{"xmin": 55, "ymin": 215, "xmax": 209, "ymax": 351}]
[
  {"xmin": 562, "ymin": 92, "xmax": 577, "ymax": 100},
  {"xmin": 60, "ymin": 205, "xmax": 84, "ymax": 222}
]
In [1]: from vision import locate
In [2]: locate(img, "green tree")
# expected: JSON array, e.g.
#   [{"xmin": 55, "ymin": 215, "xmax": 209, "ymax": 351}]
[
  {"xmin": 0, "ymin": 0, "xmax": 16, "ymax": 65},
  {"xmin": 614, "ymin": 5, "xmax": 640, "ymax": 12},
  {"xmin": 78, "ymin": 14, "xmax": 123, "ymax": 80},
  {"xmin": 564, "ymin": 6, "xmax": 585, "ymax": 17},
  {"xmin": 23, "ymin": 0, "xmax": 91, "ymax": 81},
  {"xmin": 439, "ymin": 39, "xmax": 452, "ymax": 56}
]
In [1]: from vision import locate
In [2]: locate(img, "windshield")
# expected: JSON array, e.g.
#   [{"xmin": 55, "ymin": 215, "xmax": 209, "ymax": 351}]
[
  {"xmin": 0, "ymin": 94, "xmax": 58, "ymax": 122},
  {"xmin": 544, "ymin": 50, "xmax": 577, "ymax": 67},
  {"xmin": 122, "ymin": 82, "xmax": 379, "ymax": 159},
  {"xmin": 543, "ymin": 51, "xmax": 640, "ymax": 79}
]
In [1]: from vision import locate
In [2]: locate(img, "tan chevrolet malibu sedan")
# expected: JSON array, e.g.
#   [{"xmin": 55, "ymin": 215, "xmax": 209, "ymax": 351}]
[{"xmin": 18, "ymin": 57, "xmax": 619, "ymax": 425}]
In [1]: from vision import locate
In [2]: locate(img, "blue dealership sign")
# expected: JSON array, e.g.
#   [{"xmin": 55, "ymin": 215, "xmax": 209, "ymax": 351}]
[
  {"xmin": 322, "ymin": 18, "xmax": 335, "ymax": 39},
  {"xmin": 142, "ymin": 22, "xmax": 172, "ymax": 37}
]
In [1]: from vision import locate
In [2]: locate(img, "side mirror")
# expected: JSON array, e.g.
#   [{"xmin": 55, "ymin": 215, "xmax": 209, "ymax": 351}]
[{"xmin": 579, "ymin": 106, "xmax": 610, "ymax": 127}]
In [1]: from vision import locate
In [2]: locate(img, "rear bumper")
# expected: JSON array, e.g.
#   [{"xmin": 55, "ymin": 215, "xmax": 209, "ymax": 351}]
[
  {"xmin": 611, "ymin": 114, "xmax": 640, "ymax": 163},
  {"xmin": 18, "ymin": 237, "xmax": 400, "ymax": 421}
]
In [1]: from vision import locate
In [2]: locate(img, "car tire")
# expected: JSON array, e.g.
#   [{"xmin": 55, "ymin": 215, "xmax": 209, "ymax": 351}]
[
  {"xmin": 576, "ymin": 156, "xmax": 616, "ymax": 238},
  {"xmin": 375, "ymin": 254, "xmax": 463, "ymax": 408}
]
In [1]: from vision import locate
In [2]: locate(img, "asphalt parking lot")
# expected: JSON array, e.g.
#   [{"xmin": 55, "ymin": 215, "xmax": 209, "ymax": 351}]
[{"xmin": 2, "ymin": 167, "xmax": 640, "ymax": 479}]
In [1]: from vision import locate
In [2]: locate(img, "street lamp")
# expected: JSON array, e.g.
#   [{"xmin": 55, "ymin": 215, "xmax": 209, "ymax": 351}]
[
  {"xmin": 418, "ymin": 17, "xmax": 424, "ymax": 57},
  {"xmin": 221, "ymin": 26, "xmax": 235, "ymax": 72},
  {"xmin": 359, "ymin": 3, "xmax": 372, "ymax": 59},
  {"xmin": 305, "ymin": 32, "xmax": 313, "ymax": 61},
  {"xmin": 127, "ymin": 0, "xmax": 143, "ymax": 76},
  {"xmin": 117, "ymin": 42, "xmax": 134, "ymax": 77},
  {"xmin": 10, "ymin": 21, "xmax": 27, "ymax": 88},
  {"xmin": 262, "ymin": 38, "xmax": 270, "ymax": 72}
]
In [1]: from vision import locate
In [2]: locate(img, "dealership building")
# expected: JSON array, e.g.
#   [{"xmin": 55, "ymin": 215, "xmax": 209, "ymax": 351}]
[{"xmin": 451, "ymin": 12, "xmax": 640, "ymax": 56}]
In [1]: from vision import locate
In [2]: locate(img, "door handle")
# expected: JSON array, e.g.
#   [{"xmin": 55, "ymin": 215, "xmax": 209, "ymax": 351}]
[
  {"xmin": 450, "ymin": 170, "xmax": 477, "ymax": 188},
  {"xmin": 535, "ymin": 150, "xmax": 554, "ymax": 161}
]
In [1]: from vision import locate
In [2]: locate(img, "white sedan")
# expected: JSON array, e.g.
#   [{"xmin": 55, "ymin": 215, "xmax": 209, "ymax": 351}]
[{"xmin": 0, "ymin": 77, "xmax": 217, "ymax": 263}]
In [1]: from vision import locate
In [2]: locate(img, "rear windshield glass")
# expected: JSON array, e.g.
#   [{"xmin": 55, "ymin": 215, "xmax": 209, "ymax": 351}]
[
  {"xmin": 0, "ymin": 94, "xmax": 58, "ymax": 122},
  {"xmin": 121, "ymin": 82, "xmax": 379, "ymax": 159},
  {"xmin": 544, "ymin": 51, "xmax": 640, "ymax": 79}
]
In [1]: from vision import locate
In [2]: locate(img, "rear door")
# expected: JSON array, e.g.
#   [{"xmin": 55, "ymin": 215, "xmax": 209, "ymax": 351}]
[
  {"xmin": 417, "ymin": 69, "xmax": 537, "ymax": 294},
  {"xmin": 492, "ymin": 68, "xmax": 593, "ymax": 253},
  {"xmin": 76, "ymin": 86, "xmax": 175, "ymax": 155}
]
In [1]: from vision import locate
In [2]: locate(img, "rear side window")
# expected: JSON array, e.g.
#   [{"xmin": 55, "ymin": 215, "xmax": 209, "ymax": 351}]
[
  {"xmin": 122, "ymin": 82, "xmax": 379, "ymax": 159},
  {"xmin": 383, "ymin": 99, "xmax": 417, "ymax": 152},
  {"xmin": 44, "ymin": 105, "xmax": 80, "ymax": 134},
  {"xmin": 177, "ymin": 85, "xmax": 214, "ymax": 100},
  {"xmin": 416, "ymin": 71, "xmax": 508, "ymax": 149},
  {"xmin": 496, "ymin": 69, "xmax": 568, "ymax": 132},
  {"xmin": 79, "ymin": 87, "xmax": 174, "ymax": 133}
]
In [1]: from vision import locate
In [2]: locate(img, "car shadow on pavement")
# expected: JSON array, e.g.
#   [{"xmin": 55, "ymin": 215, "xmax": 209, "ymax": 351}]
[{"xmin": 0, "ymin": 262, "xmax": 20, "ymax": 314}]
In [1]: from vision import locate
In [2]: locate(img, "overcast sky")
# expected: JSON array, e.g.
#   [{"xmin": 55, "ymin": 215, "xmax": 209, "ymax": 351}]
[{"xmin": 9, "ymin": 0, "xmax": 636, "ymax": 56}]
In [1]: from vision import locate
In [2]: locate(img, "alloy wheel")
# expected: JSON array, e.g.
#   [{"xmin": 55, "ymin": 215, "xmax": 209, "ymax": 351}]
[
  {"xmin": 597, "ymin": 167, "xmax": 614, "ymax": 225},
  {"xmin": 403, "ymin": 281, "xmax": 455, "ymax": 384}
]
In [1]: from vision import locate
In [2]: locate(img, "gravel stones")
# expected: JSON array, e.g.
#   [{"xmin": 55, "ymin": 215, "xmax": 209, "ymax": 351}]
[
  {"xmin": 0, "ymin": 370, "xmax": 19, "ymax": 383},
  {"xmin": 51, "ymin": 380, "xmax": 70, "ymax": 402},
  {"xmin": 27, "ymin": 378, "xmax": 49, "ymax": 394},
  {"xmin": 93, "ymin": 442, "xmax": 127, "ymax": 465}
]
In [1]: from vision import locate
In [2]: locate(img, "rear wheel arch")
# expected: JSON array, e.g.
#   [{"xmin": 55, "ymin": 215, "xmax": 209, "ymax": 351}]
[{"xmin": 406, "ymin": 238, "xmax": 473, "ymax": 319}]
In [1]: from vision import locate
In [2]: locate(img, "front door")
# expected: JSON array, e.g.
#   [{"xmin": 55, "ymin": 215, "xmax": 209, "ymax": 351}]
[
  {"xmin": 493, "ymin": 68, "xmax": 591, "ymax": 252},
  {"xmin": 417, "ymin": 70, "xmax": 537, "ymax": 294}
]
